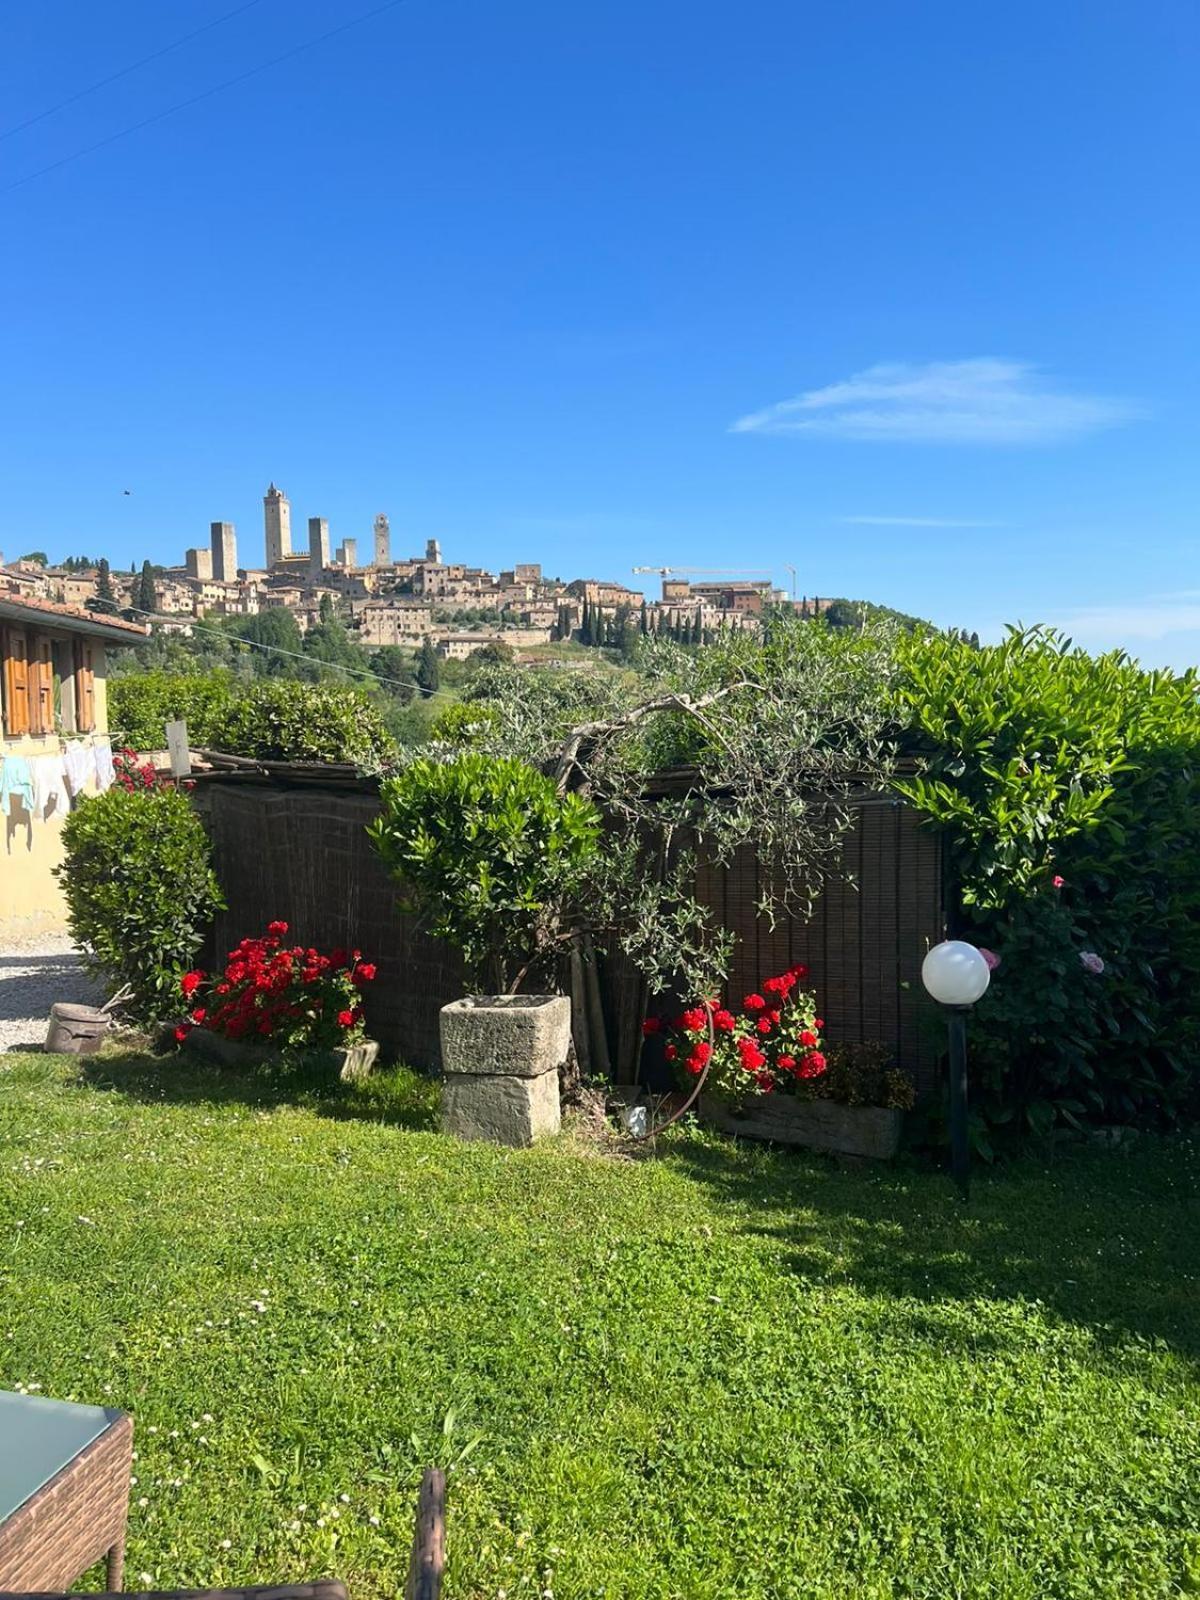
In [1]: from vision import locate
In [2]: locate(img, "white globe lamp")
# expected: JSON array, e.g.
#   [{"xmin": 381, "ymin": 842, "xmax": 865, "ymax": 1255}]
[
  {"xmin": 921, "ymin": 940, "xmax": 991, "ymax": 1008},
  {"xmin": 921, "ymin": 940, "xmax": 992, "ymax": 1199}
]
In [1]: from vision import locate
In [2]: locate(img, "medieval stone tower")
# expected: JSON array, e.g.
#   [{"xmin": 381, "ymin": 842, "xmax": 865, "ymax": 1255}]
[
  {"xmin": 373, "ymin": 514, "xmax": 390, "ymax": 567},
  {"xmin": 308, "ymin": 517, "xmax": 330, "ymax": 574},
  {"xmin": 210, "ymin": 521, "xmax": 237, "ymax": 581},
  {"xmin": 263, "ymin": 483, "xmax": 292, "ymax": 568}
]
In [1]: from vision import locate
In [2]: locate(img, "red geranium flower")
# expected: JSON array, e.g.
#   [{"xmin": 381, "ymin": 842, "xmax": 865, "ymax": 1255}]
[
  {"xmin": 738, "ymin": 1040, "xmax": 766, "ymax": 1071},
  {"xmin": 173, "ymin": 1024, "xmax": 189, "ymax": 1043},
  {"xmin": 756, "ymin": 1072, "xmax": 775, "ymax": 1093},
  {"xmin": 180, "ymin": 970, "xmax": 203, "ymax": 998},
  {"xmin": 642, "ymin": 1017, "xmax": 661, "ymax": 1037},
  {"xmin": 664, "ymin": 1044, "xmax": 677, "ymax": 1062},
  {"xmin": 355, "ymin": 963, "xmax": 377, "ymax": 983},
  {"xmin": 336, "ymin": 1009, "xmax": 355, "ymax": 1028},
  {"xmin": 680, "ymin": 1007, "xmax": 707, "ymax": 1033},
  {"xmin": 268, "ymin": 920, "xmax": 289, "ymax": 937},
  {"xmin": 799, "ymin": 1051, "xmax": 827, "ymax": 1079},
  {"xmin": 789, "ymin": 963, "xmax": 809, "ymax": 980},
  {"xmin": 744, "ymin": 993, "xmax": 766, "ymax": 1012},
  {"xmin": 756, "ymin": 1017, "xmax": 772, "ymax": 1035},
  {"xmin": 777, "ymin": 1054, "xmax": 796, "ymax": 1073},
  {"xmin": 190, "ymin": 1007, "xmax": 207, "ymax": 1025},
  {"xmin": 799, "ymin": 1030, "xmax": 818, "ymax": 1048},
  {"xmin": 691, "ymin": 1041, "xmax": 713, "ymax": 1066},
  {"xmin": 712, "ymin": 1008, "xmax": 736, "ymax": 1033}
]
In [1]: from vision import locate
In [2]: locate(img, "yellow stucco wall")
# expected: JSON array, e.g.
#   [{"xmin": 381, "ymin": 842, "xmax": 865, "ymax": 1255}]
[{"xmin": 2, "ymin": 670, "xmax": 111, "ymax": 938}]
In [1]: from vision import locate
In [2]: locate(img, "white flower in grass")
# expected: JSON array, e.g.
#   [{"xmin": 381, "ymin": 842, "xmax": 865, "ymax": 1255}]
[{"xmin": 219, "ymin": 1539, "xmax": 231, "ymax": 1550}]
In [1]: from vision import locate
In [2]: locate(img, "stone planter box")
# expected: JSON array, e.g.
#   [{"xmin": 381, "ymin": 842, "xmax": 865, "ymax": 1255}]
[
  {"xmin": 45, "ymin": 1003, "xmax": 111, "ymax": 1056},
  {"xmin": 440, "ymin": 995, "xmax": 569, "ymax": 1147},
  {"xmin": 702, "ymin": 1093, "xmax": 904, "ymax": 1160},
  {"xmin": 183, "ymin": 1026, "xmax": 379, "ymax": 1082}
]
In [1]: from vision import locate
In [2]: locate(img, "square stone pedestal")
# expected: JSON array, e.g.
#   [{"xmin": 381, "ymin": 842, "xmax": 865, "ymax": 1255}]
[{"xmin": 439, "ymin": 995, "xmax": 568, "ymax": 1146}]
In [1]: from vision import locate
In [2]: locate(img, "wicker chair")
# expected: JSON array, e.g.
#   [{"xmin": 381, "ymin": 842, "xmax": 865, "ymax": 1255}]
[{"xmin": 1, "ymin": 1467, "xmax": 446, "ymax": 1600}]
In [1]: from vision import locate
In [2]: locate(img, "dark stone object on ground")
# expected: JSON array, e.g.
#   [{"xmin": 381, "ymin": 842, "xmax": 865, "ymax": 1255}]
[{"xmin": 702, "ymin": 1092, "xmax": 904, "ymax": 1159}]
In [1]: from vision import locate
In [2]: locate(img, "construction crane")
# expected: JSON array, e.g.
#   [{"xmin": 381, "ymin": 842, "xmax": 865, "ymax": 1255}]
[{"xmin": 632, "ymin": 565, "xmax": 775, "ymax": 580}]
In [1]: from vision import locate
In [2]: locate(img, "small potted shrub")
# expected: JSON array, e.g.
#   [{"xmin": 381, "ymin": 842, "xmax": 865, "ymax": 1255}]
[
  {"xmin": 368, "ymin": 754, "xmax": 602, "ymax": 1144},
  {"xmin": 650, "ymin": 966, "xmax": 914, "ymax": 1159},
  {"xmin": 175, "ymin": 921, "xmax": 379, "ymax": 1080}
]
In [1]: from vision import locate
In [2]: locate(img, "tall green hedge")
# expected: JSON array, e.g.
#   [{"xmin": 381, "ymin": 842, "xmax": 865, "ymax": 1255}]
[
  {"xmin": 109, "ymin": 672, "xmax": 396, "ymax": 769},
  {"xmin": 57, "ymin": 786, "xmax": 224, "ymax": 1021},
  {"xmin": 896, "ymin": 626, "xmax": 1200, "ymax": 1144}
]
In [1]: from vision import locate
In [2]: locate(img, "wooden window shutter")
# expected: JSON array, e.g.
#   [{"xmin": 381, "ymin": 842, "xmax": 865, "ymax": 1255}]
[
  {"xmin": 74, "ymin": 637, "xmax": 96, "ymax": 733},
  {"xmin": 30, "ymin": 636, "xmax": 54, "ymax": 735},
  {"xmin": 3, "ymin": 629, "xmax": 31, "ymax": 737}
]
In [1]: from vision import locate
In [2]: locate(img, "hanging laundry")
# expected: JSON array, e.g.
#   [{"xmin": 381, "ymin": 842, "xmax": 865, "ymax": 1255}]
[
  {"xmin": 31, "ymin": 753, "xmax": 69, "ymax": 820},
  {"xmin": 93, "ymin": 738, "xmax": 115, "ymax": 792},
  {"xmin": 0, "ymin": 756, "xmax": 35, "ymax": 817},
  {"xmin": 64, "ymin": 740, "xmax": 97, "ymax": 796}
]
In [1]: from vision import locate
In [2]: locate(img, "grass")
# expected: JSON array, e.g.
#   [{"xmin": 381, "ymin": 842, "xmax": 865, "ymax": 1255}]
[{"xmin": 2, "ymin": 1048, "xmax": 1199, "ymax": 1600}]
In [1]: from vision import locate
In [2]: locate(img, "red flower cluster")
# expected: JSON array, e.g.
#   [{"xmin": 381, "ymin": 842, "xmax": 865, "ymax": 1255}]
[
  {"xmin": 644, "ymin": 964, "xmax": 826, "ymax": 1099},
  {"xmin": 114, "ymin": 747, "xmax": 161, "ymax": 792},
  {"xmin": 172, "ymin": 921, "xmax": 376, "ymax": 1051}
]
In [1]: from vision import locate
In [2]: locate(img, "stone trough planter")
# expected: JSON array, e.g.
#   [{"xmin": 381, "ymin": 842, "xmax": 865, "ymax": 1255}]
[
  {"xmin": 702, "ymin": 1092, "xmax": 904, "ymax": 1160},
  {"xmin": 183, "ymin": 1026, "xmax": 379, "ymax": 1082},
  {"xmin": 439, "ymin": 994, "xmax": 569, "ymax": 1147},
  {"xmin": 45, "ymin": 1003, "xmax": 111, "ymax": 1056}
]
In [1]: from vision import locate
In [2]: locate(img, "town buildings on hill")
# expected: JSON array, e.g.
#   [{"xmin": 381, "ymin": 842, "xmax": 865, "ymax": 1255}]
[{"xmin": 1, "ymin": 482, "xmax": 792, "ymax": 661}]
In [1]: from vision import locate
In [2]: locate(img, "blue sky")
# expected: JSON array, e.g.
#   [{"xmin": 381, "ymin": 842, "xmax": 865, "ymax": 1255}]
[{"xmin": 2, "ymin": 0, "xmax": 1197, "ymax": 663}]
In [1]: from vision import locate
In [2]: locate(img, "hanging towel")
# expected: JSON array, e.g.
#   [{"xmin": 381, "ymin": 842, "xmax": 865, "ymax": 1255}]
[
  {"xmin": 64, "ymin": 740, "xmax": 96, "ymax": 795},
  {"xmin": 93, "ymin": 738, "xmax": 115, "ymax": 792},
  {"xmin": 0, "ymin": 756, "xmax": 35, "ymax": 816},
  {"xmin": 31, "ymin": 754, "xmax": 68, "ymax": 820}
]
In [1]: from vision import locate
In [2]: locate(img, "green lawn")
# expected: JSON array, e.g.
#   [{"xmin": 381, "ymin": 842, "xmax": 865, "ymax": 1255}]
[{"xmin": 2, "ymin": 1050, "xmax": 1198, "ymax": 1600}]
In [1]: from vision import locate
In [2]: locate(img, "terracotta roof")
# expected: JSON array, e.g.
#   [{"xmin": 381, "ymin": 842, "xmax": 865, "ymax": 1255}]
[{"xmin": 0, "ymin": 588, "xmax": 150, "ymax": 641}]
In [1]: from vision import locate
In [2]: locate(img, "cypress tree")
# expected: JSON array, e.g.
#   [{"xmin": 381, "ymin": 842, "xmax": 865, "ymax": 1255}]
[
  {"xmin": 92, "ymin": 558, "xmax": 117, "ymax": 613},
  {"xmin": 136, "ymin": 559, "xmax": 156, "ymax": 615},
  {"xmin": 416, "ymin": 636, "xmax": 441, "ymax": 693}
]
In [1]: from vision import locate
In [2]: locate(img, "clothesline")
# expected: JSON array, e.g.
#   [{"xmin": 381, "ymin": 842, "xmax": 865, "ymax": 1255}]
[{"xmin": 0, "ymin": 736, "xmax": 115, "ymax": 821}]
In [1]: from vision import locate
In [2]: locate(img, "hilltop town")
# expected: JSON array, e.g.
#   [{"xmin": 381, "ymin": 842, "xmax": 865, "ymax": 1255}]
[{"xmin": 0, "ymin": 482, "xmax": 823, "ymax": 663}]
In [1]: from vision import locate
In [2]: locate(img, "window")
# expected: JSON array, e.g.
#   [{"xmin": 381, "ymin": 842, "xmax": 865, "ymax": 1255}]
[
  {"xmin": 73, "ymin": 637, "xmax": 96, "ymax": 732},
  {"xmin": 30, "ymin": 637, "xmax": 53, "ymax": 735},
  {"xmin": 2, "ymin": 627, "xmax": 31, "ymax": 737}
]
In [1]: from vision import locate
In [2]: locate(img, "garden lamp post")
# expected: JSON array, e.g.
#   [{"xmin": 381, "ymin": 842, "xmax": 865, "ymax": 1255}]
[{"xmin": 921, "ymin": 940, "xmax": 991, "ymax": 1199}]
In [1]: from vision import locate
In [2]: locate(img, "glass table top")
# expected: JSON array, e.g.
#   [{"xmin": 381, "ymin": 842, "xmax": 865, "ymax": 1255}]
[{"xmin": 0, "ymin": 1390, "xmax": 123, "ymax": 1523}]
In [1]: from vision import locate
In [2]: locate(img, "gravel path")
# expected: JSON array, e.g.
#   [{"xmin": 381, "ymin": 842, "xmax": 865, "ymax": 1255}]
[{"xmin": 0, "ymin": 934, "xmax": 105, "ymax": 1052}]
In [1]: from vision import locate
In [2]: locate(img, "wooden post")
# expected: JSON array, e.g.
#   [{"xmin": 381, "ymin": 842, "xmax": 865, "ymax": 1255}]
[{"xmin": 406, "ymin": 1467, "xmax": 446, "ymax": 1600}]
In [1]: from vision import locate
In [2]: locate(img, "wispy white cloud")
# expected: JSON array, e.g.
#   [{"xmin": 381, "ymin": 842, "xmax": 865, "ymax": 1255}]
[
  {"xmin": 1045, "ymin": 597, "xmax": 1200, "ymax": 646},
  {"xmin": 838, "ymin": 514, "xmax": 1003, "ymax": 528},
  {"xmin": 731, "ymin": 359, "xmax": 1143, "ymax": 445},
  {"xmin": 977, "ymin": 594, "xmax": 1200, "ymax": 671}
]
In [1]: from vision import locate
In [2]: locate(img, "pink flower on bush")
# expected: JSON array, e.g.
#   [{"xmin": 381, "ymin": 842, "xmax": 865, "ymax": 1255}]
[
  {"xmin": 1080, "ymin": 951, "xmax": 1105, "ymax": 975},
  {"xmin": 978, "ymin": 947, "xmax": 1001, "ymax": 972},
  {"xmin": 1051, "ymin": 875, "xmax": 1065, "ymax": 890}
]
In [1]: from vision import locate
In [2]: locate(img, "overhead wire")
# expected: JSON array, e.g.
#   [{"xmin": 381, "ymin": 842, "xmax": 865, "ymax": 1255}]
[
  {"xmin": 0, "ymin": 0, "xmax": 272, "ymax": 144},
  {"xmin": 2, "ymin": 0, "xmax": 411, "ymax": 195},
  {"xmin": 124, "ymin": 604, "xmax": 458, "ymax": 701}
]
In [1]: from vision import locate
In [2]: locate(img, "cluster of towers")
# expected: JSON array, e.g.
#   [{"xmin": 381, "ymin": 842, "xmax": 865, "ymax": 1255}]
[
  {"xmin": 265, "ymin": 483, "xmax": 391, "ymax": 574},
  {"xmin": 186, "ymin": 485, "xmax": 394, "ymax": 581}
]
